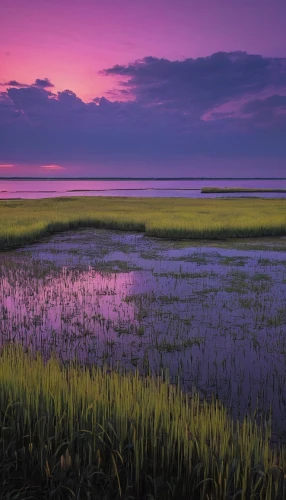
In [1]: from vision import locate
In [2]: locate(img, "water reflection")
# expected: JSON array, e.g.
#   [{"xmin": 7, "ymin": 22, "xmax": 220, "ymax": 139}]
[
  {"xmin": 1, "ymin": 229, "xmax": 286, "ymax": 441},
  {"xmin": 1, "ymin": 178, "xmax": 286, "ymax": 198}
]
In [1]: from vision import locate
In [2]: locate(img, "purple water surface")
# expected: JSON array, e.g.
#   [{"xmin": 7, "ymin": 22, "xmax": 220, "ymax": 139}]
[
  {"xmin": 1, "ymin": 229, "xmax": 286, "ymax": 441},
  {"xmin": 1, "ymin": 178, "xmax": 286, "ymax": 198}
]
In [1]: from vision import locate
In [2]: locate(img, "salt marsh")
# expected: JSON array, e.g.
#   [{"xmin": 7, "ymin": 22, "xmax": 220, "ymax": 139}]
[{"xmin": 1, "ymin": 228, "xmax": 286, "ymax": 443}]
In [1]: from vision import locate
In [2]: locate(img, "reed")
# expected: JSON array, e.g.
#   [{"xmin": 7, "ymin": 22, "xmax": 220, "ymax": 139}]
[
  {"xmin": 0, "ymin": 346, "xmax": 285, "ymax": 499},
  {"xmin": 1, "ymin": 197, "xmax": 286, "ymax": 250}
]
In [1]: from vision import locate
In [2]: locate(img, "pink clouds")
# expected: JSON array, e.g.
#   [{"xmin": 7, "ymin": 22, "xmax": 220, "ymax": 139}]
[
  {"xmin": 202, "ymin": 88, "xmax": 286, "ymax": 123},
  {"xmin": 1, "ymin": 0, "xmax": 286, "ymax": 176},
  {"xmin": 1, "ymin": 0, "xmax": 286, "ymax": 101},
  {"xmin": 0, "ymin": 51, "xmax": 286, "ymax": 178},
  {"xmin": 40, "ymin": 165, "xmax": 66, "ymax": 170}
]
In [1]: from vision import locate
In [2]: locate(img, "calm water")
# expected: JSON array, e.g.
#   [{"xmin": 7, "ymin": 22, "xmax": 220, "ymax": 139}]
[
  {"xmin": 1, "ymin": 229, "xmax": 286, "ymax": 442},
  {"xmin": 1, "ymin": 178, "xmax": 286, "ymax": 198}
]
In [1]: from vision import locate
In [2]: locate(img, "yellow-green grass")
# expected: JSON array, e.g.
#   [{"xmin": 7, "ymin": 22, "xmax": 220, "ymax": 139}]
[
  {"xmin": 201, "ymin": 187, "xmax": 286, "ymax": 193},
  {"xmin": 1, "ymin": 197, "xmax": 286, "ymax": 250},
  {"xmin": 0, "ymin": 346, "xmax": 285, "ymax": 499}
]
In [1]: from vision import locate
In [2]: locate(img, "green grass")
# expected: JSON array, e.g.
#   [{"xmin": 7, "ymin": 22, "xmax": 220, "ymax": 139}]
[
  {"xmin": 0, "ymin": 346, "xmax": 285, "ymax": 499},
  {"xmin": 1, "ymin": 197, "xmax": 286, "ymax": 250},
  {"xmin": 201, "ymin": 187, "xmax": 286, "ymax": 193}
]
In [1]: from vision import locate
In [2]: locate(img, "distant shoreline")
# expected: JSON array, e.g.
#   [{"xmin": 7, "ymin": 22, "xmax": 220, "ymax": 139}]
[
  {"xmin": 201, "ymin": 187, "xmax": 286, "ymax": 193},
  {"xmin": 1, "ymin": 177, "xmax": 286, "ymax": 181}
]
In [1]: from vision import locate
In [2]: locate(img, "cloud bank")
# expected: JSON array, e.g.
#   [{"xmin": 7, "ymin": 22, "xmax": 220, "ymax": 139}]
[{"xmin": 1, "ymin": 52, "xmax": 286, "ymax": 175}]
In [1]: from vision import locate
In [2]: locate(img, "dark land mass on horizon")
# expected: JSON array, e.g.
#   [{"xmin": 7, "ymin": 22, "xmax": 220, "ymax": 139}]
[{"xmin": 1, "ymin": 177, "xmax": 286, "ymax": 181}]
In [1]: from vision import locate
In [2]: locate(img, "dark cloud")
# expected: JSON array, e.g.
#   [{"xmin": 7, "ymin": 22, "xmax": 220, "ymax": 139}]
[
  {"xmin": 7, "ymin": 80, "xmax": 23, "ymax": 86},
  {"xmin": 0, "ymin": 78, "xmax": 54, "ymax": 89},
  {"xmin": 240, "ymin": 94, "xmax": 286, "ymax": 125},
  {"xmin": 33, "ymin": 78, "xmax": 54, "ymax": 88},
  {"xmin": 102, "ymin": 52, "xmax": 286, "ymax": 114},
  {"xmin": 0, "ymin": 80, "xmax": 27, "ymax": 88},
  {"xmin": 1, "ymin": 52, "xmax": 286, "ymax": 169},
  {"xmin": 242, "ymin": 94, "xmax": 286, "ymax": 113}
]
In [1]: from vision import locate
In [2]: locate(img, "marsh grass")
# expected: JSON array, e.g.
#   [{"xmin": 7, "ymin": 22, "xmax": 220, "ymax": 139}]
[
  {"xmin": 0, "ymin": 346, "xmax": 286, "ymax": 499},
  {"xmin": 1, "ymin": 197, "xmax": 286, "ymax": 250},
  {"xmin": 201, "ymin": 187, "xmax": 286, "ymax": 193}
]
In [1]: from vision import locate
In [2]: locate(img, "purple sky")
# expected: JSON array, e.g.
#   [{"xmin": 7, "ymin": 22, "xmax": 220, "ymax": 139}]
[{"xmin": 1, "ymin": 0, "xmax": 286, "ymax": 177}]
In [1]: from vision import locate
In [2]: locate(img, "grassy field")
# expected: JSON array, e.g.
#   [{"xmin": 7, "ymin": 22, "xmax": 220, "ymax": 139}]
[
  {"xmin": 1, "ymin": 197, "xmax": 286, "ymax": 249},
  {"xmin": 201, "ymin": 187, "xmax": 286, "ymax": 193},
  {"xmin": 0, "ymin": 346, "xmax": 285, "ymax": 499}
]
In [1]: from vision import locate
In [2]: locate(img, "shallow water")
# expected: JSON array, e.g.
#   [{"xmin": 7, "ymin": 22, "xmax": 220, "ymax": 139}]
[
  {"xmin": 1, "ymin": 178, "xmax": 286, "ymax": 198},
  {"xmin": 1, "ymin": 229, "xmax": 286, "ymax": 442}
]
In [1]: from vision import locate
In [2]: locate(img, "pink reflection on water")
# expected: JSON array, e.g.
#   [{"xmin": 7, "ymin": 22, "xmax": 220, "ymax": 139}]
[
  {"xmin": 1, "ymin": 233, "xmax": 286, "ymax": 440},
  {"xmin": 1, "ymin": 178, "xmax": 286, "ymax": 199},
  {"xmin": 0, "ymin": 265, "xmax": 138, "ymax": 361}
]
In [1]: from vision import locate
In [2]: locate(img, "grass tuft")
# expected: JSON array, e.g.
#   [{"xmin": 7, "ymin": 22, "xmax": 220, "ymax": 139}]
[{"xmin": 0, "ymin": 346, "xmax": 285, "ymax": 499}]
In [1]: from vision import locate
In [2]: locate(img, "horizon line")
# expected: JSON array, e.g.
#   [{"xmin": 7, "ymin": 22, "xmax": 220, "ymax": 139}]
[{"xmin": 1, "ymin": 177, "xmax": 286, "ymax": 181}]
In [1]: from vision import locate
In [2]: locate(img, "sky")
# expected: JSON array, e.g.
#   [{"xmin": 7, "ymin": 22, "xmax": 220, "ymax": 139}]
[{"xmin": 1, "ymin": 0, "xmax": 286, "ymax": 177}]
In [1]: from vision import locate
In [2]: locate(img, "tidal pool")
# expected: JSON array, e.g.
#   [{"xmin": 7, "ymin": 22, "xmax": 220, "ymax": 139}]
[{"xmin": 1, "ymin": 229, "xmax": 286, "ymax": 442}]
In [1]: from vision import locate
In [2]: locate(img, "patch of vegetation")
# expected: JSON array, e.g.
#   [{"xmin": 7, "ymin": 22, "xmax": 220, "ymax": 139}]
[
  {"xmin": 253, "ymin": 273, "xmax": 272, "ymax": 282},
  {"xmin": 201, "ymin": 187, "xmax": 286, "ymax": 193},
  {"xmin": 1, "ymin": 197, "xmax": 286, "ymax": 250},
  {"xmin": 155, "ymin": 336, "xmax": 204, "ymax": 352},
  {"xmin": 0, "ymin": 346, "xmax": 285, "ymax": 499},
  {"xmin": 219, "ymin": 255, "xmax": 248, "ymax": 266},
  {"xmin": 97, "ymin": 259, "xmax": 143, "ymax": 273}
]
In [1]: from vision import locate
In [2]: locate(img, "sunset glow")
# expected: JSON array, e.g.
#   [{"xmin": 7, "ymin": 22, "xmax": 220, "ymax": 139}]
[
  {"xmin": 1, "ymin": 4, "xmax": 286, "ymax": 494},
  {"xmin": 1, "ymin": 0, "xmax": 286, "ymax": 176},
  {"xmin": 40, "ymin": 165, "xmax": 66, "ymax": 170}
]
